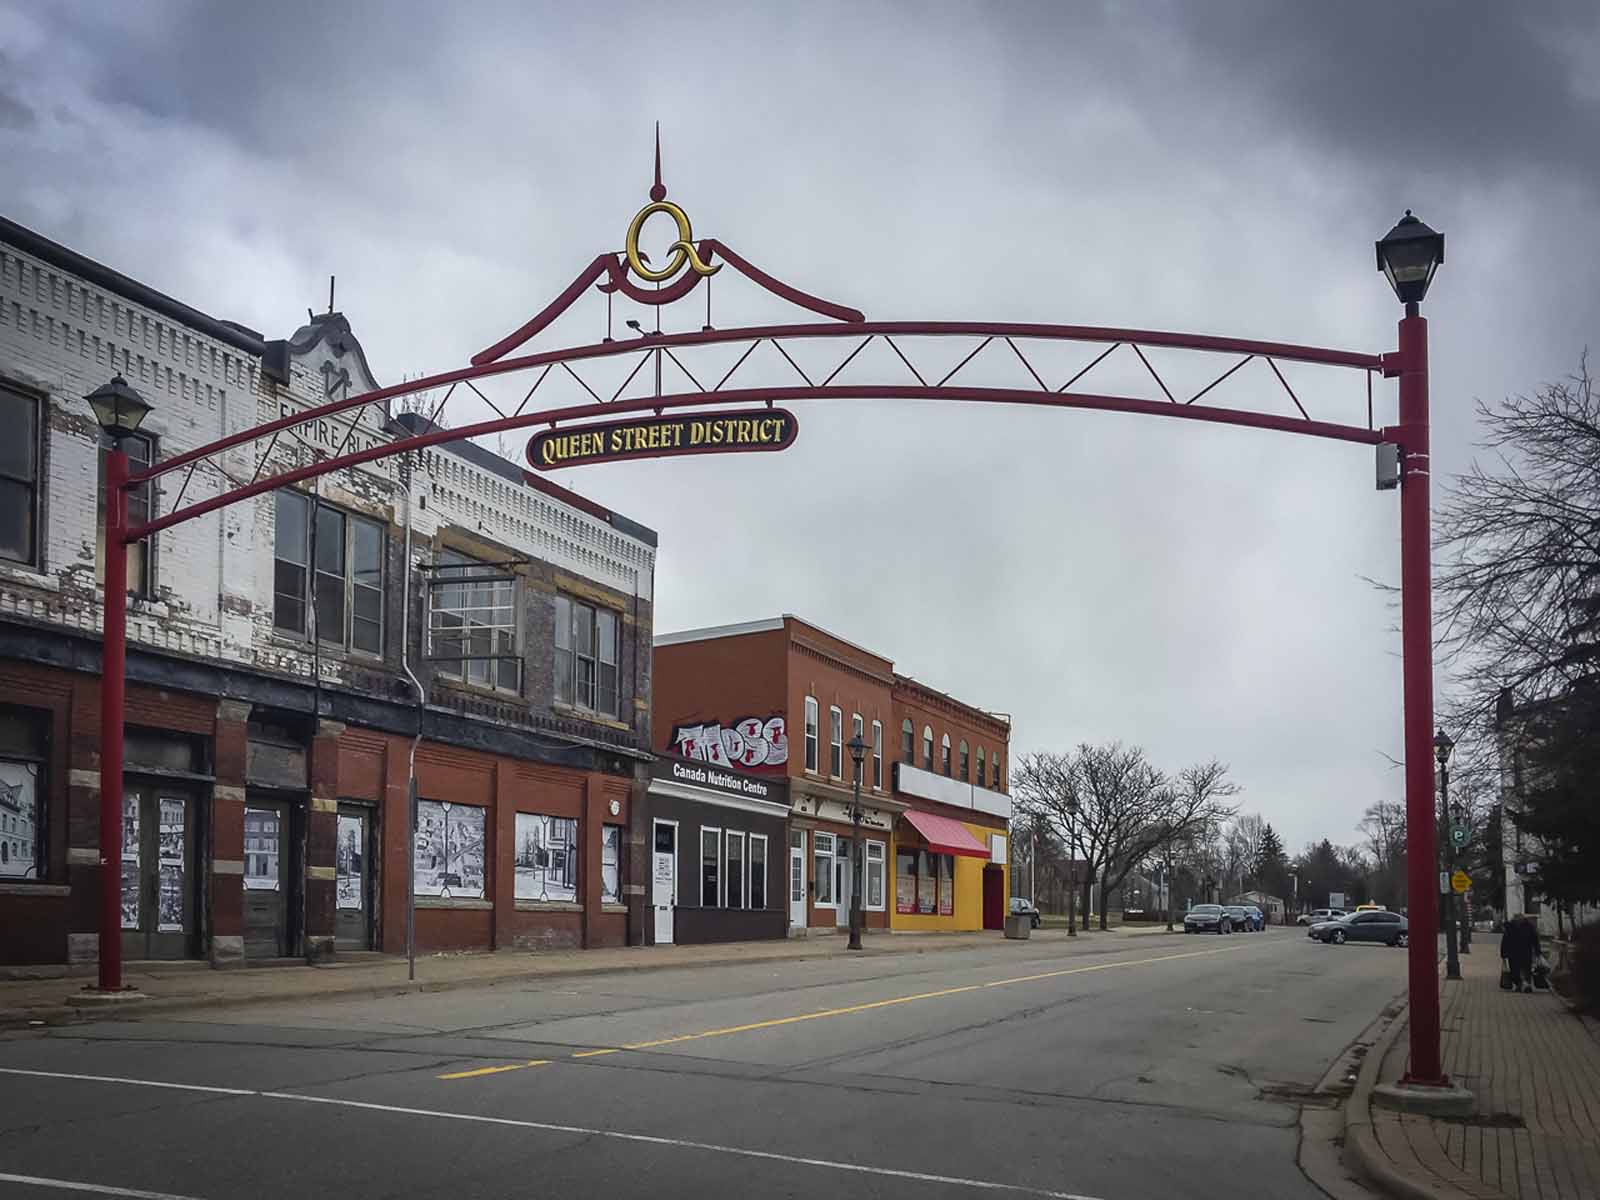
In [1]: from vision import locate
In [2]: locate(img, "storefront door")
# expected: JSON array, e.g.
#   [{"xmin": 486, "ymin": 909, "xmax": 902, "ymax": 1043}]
[
  {"xmin": 652, "ymin": 820, "xmax": 676, "ymax": 945},
  {"xmin": 788, "ymin": 830, "xmax": 806, "ymax": 930},
  {"xmin": 244, "ymin": 799, "xmax": 293, "ymax": 958},
  {"xmin": 335, "ymin": 804, "xmax": 373, "ymax": 951},
  {"xmin": 119, "ymin": 787, "xmax": 198, "ymax": 960}
]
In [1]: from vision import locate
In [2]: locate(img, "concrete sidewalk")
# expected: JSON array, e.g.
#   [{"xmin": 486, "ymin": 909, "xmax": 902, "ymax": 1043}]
[
  {"xmin": 0, "ymin": 925, "xmax": 1186, "ymax": 1028},
  {"xmin": 1346, "ymin": 945, "xmax": 1600, "ymax": 1199}
]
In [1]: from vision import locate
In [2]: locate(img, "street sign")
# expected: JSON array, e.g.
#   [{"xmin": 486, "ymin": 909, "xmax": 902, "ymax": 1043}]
[
  {"xmin": 1450, "ymin": 869, "xmax": 1471, "ymax": 894},
  {"xmin": 1449, "ymin": 824, "xmax": 1469, "ymax": 847},
  {"xmin": 1329, "ymin": 892, "xmax": 1345, "ymax": 909}
]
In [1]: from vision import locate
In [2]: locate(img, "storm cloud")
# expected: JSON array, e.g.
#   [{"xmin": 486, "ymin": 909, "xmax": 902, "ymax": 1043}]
[{"xmin": 2, "ymin": 0, "xmax": 1596, "ymax": 853}]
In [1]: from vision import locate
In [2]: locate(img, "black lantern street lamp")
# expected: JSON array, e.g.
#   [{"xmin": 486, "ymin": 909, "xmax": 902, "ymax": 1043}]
[
  {"xmin": 1066, "ymin": 795, "xmax": 1080, "ymax": 937},
  {"xmin": 86, "ymin": 375, "xmax": 154, "ymax": 442},
  {"xmin": 846, "ymin": 732, "xmax": 868, "ymax": 952},
  {"xmin": 1435, "ymin": 727, "xmax": 1462, "ymax": 979},
  {"xmin": 1376, "ymin": 211, "xmax": 1445, "ymax": 312}
]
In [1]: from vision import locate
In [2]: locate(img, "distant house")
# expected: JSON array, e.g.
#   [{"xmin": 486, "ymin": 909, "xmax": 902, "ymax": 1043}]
[{"xmin": 1231, "ymin": 890, "xmax": 1286, "ymax": 923}]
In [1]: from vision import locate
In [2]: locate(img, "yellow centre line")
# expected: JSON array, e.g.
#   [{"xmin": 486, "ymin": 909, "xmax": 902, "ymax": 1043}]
[{"xmin": 437, "ymin": 942, "xmax": 1249, "ymax": 1080}]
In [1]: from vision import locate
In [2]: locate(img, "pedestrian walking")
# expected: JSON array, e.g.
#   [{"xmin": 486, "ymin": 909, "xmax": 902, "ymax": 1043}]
[{"xmin": 1499, "ymin": 912, "xmax": 1542, "ymax": 994}]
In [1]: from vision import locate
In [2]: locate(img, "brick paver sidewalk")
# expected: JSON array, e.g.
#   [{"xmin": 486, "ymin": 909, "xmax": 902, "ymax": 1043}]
[{"xmin": 1364, "ymin": 945, "xmax": 1600, "ymax": 1199}]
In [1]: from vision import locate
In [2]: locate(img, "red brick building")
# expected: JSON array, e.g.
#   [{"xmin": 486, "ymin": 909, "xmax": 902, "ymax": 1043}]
[{"xmin": 651, "ymin": 616, "xmax": 1010, "ymax": 939}]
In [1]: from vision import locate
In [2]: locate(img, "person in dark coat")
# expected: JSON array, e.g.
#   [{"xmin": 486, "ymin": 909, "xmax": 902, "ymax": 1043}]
[{"xmin": 1500, "ymin": 913, "xmax": 1542, "ymax": 993}]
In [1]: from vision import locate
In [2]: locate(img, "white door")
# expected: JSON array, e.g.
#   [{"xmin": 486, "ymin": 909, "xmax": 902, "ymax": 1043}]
[
  {"xmin": 652, "ymin": 821, "xmax": 676, "ymax": 945},
  {"xmin": 789, "ymin": 831, "xmax": 806, "ymax": 930}
]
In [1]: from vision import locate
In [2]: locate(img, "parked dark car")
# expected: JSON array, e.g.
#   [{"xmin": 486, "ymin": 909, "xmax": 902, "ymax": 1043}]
[
  {"xmin": 1008, "ymin": 897, "xmax": 1042, "ymax": 929},
  {"xmin": 1184, "ymin": 903, "xmax": 1232, "ymax": 933},
  {"xmin": 1243, "ymin": 905, "xmax": 1265, "ymax": 931},
  {"xmin": 1223, "ymin": 905, "xmax": 1251, "ymax": 932},
  {"xmin": 1310, "ymin": 910, "xmax": 1408, "ymax": 947}
]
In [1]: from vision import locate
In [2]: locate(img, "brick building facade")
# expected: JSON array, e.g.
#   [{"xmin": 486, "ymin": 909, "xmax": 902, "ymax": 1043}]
[
  {"xmin": 0, "ymin": 215, "xmax": 656, "ymax": 967},
  {"xmin": 651, "ymin": 615, "xmax": 1010, "ymax": 940}
]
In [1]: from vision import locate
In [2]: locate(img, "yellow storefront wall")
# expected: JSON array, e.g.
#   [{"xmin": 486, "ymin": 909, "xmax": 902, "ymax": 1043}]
[{"xmin": 889, "ymin": 819, "xmax": 1007, "ymax": 932}]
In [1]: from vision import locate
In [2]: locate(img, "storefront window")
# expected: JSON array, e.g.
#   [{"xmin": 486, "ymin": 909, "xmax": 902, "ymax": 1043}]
[
  {"xmin": 750, "ymin": 834, "xmax": 767, "ymax": 909},
  {"xmin": 726, "ymin": 831, "xmax": 745, "ymax": 908},
  {"xmin": 702, "ymin": 827, "xmax": 720, "ymax": 906},
  {"xmin": 938, "ymin": 854, "xmax": 954, "ymax": 915},
  {"xmin": 901, "ymin": 719, "xmax": 913, "ymax": 764},
  {"xmin": 601, "ymin": 824, "xmax": 623, "ymax": 903},
  {"xmin": 871, "ymin": 721, "xmax": 883, "ymax": 789},
  {"xmin": 414, "ymin": 800, "xmax": 486, "ymax": 899},
  {"xmin": 895, "ymin": 850, "xmax": 916, "ymax": 914},
  {"xmin": 804, "ymin": 698, "xmax": 819, "ymax": 772},
  {"xmin": 513, "ymin": 812, "xmax": 578, "ymax": 901},
  {"xmin": 0, "ymin": 708, "xmax": 47, "ymax": 880},
  {"xmin": 814, "ymin": 832, "xmax": 835, "ymax": 905},
  {"xmin": 916, "ymin": 850, "xmax": 936, "ymax": 914},
  {"xmin": 865, "ymin": 841, "xmax": 885, "ymax": 910}
]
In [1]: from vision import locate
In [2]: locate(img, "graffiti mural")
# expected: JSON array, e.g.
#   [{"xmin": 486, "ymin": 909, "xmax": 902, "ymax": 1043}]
[{"xmin": 670, "ymin": 715, "xmax": 788, "ymax": 771}]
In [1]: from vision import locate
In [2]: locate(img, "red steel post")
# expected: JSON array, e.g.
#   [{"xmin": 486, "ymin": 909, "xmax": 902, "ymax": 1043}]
[
  {"xmin": 98, "ymin": 447, "xmax": 129, "ymax": 993},
  {"xmin": 1396, "ymin": 309, "xmax": 1445, "ymax": 1086}
]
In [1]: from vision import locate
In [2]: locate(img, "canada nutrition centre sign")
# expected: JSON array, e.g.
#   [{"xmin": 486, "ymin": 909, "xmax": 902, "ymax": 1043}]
[{"xmin": 526, "ymin": 409, "xmax": 798, "ymax": 471}]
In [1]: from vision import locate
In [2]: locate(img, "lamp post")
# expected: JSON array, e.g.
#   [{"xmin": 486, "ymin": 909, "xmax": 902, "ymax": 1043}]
[
  {"xmin": 1066, "ymin": 795, "xmax": 1079, "ymax": 937},
  {"xmin": 1435, "ymin": 728, "xmax": 1461, "ymax": 980},
  {"xmin": 85, "ymin": 375, "xmax": 154, "ymax": 995},
  {"xmin": 1377, "ymin": 210, "xmax": 1448, "ymax": 1087},
  {"xmin": 846, "ymin": 731, "xmax": 867, "ymax": 951}
]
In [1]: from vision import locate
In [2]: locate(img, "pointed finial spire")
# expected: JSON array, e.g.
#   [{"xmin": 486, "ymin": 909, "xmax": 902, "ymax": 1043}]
[{"xmin": 649, "ymin": 122, "xmax": 666, "ymax": 202}]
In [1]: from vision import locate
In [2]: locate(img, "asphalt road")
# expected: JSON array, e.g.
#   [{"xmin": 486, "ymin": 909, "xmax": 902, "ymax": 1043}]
[{"xmin": 0, "ymin": 928, "xmax": 1406, "ymax": 1200}]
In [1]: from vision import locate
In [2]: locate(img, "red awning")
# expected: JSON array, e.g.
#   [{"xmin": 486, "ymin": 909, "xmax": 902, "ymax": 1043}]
[{"xmin": 901, "ymin": 810, "xmax": 991, "ymax": 859}]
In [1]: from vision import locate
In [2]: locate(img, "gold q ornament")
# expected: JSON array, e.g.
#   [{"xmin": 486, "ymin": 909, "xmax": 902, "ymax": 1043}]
[{"xmin": 625, "ymin": 200, "xmax": 721, "ymax": 282}]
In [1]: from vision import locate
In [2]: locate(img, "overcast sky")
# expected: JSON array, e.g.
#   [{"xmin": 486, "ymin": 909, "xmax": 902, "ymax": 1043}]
[{"xmin": 4, "ymin": 2, "xmax": 1597, "ymax": 856}]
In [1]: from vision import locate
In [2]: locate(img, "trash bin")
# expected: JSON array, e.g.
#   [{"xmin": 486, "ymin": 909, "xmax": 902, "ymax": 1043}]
[{"xmin": 1004, "ymin": 914, "xmax": 1031, "ymax": 940}]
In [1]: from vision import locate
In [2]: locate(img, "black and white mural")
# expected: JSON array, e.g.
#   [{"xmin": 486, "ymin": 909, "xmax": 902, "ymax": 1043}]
[
  {"xmin": 514, "ymin": 812, "xmax": 578, "ymax": 902},
  {"xmin": 0, "ymin": 761, "xmax": 39, "ymax": 879},
  {"xmin": 336, "ymin": 814, "xmax": 364, "ymax": 911},
  {"xmin": 415, "ymin": 800, "xmax": 485, "ymax": 899},
  {"xmin": 243, "ymin": 807, "xmax": 281, "ymax": 891},
  {"xmin": 120, "ymin": 794, "xmax": 140, "ymax": 929},
  {"xmin": 156, "ymin": 797, "xmax": 184, "ymax": 932}
]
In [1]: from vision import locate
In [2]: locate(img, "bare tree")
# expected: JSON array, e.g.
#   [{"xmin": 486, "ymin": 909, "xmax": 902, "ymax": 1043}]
[{"xmin": 1433, "ymin": 357, "xmax": 1600, "ymax": 761}]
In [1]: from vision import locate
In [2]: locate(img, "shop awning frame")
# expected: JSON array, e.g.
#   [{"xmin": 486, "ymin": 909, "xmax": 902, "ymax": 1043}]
[{"xmin": 901, "ymin": 810, "xmax": 991, "ymax": 859}]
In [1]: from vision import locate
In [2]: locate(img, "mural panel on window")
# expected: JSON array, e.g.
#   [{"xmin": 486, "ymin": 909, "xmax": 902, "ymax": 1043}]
[
  {"xmin": 514, "ymin": 812, "xmax": 579, "ymax": 901},
  {"xmin": 414, "ymin": 800, "xmax": 486, "ymax": 899},
  {"xmin": 938, "ymin": 854, "xmax": 954, "ymax": 916},
  {"xmin": 601, "ymin": 824, "xmax": 622, "ymax": 903},
  {"xmin": 0, "ymin": 760, "xmax": 41, "ymax": 879},
  {"xmin": 895, "ymin": 851, "xmax": 916, "ymax": 915},
  {"xmin": 916, "ymin": 850, "xmax": 936, "ymax": 914}
]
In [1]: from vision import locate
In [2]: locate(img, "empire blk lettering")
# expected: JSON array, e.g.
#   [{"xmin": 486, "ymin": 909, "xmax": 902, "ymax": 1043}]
[{"xmin": 526, "ymin": 409, "xmax": 798, "ymax": 471}]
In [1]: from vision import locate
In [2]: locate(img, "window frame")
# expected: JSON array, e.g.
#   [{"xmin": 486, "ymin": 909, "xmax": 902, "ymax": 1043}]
[
  {"xmin": 976, "ymin": 746, "xmax": 986, "ymax": 788},
  {"xmin": 701, "ymin": 826, "xmax": 721, "ymax": 907},
  {"xmin": 871, "ymin": 720, "xmax": 883, "ymax": 790},
  {"xmin": 864, "ymin": 840, "xmax": 886, "ymax": 912},
  {"xmin": 828, "ymin": 706, "xmax": 843, "ymax": 779},
  {"xmin": 941, "ymin": 733, "xmax": 952, "ymax": 777},
  {"xmin": 749, "ymin": 832, "xmax": 767, "ymax": 910},
  {"xmin": 959, "ymin": 740, "xmax": 969, "ymax": 781},
  {"xmin": 0, "ymin": 384, "xmax": 43, "ymax": 570},
  {"xmin": 0, "ymin": 706, "xmax": 49, "ymax": 883},
  {"xmin": 901, "ymin": 719, "xmax": 914, "ymax": 764},
  {"xmin": 803, "ymin": 697, "xmax": 819, "ymax": 773},
  {"xmin": 922, "ymin": 726, "xmax": 933, "ymax": 771},
  {"xmin": 272, "ymin": 490, "xmax": 386, "ymax": 656},
  {"xmin": 813, "ymin": 831, "xmax": 836, "ymax": 906},
  {"xmin": 724, "ymin": 830, "xmax": 746, "ymax": 909},
  {"xmin": 412, "ymin": 799, "xmax": 487, "ymax": 900},
  {"xmin": 601, "ymin": 824, "xmax": 624, "ymax": 904},
  {"xmin": 895, "ymin": 849, "xmax": 954, "ymax": 917},
  {"xmin": 512, "ymin": 811, "xmax": 580, "ymax": 902},
  {"xmin": 431, "ymin": 549, "xmax": 521, "ymax": 695},
  {"xmin": 554, "ymin": 593, "xmax": 622, "ymax": 717}
]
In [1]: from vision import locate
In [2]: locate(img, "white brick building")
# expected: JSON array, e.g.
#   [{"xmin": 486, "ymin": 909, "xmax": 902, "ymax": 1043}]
[{"xmin": 0, "ymin": 214, "xmax": 658, "ymax": 967}]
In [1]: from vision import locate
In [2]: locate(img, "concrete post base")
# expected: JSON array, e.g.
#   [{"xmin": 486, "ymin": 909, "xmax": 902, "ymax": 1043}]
[
  {"xmin": 1372, "ymin": 1080, "xmax": 1475, "ymax": 1117},
  {"xmin": 65, "ymin": 989, "xmax": 148, "ymax": 1007}
]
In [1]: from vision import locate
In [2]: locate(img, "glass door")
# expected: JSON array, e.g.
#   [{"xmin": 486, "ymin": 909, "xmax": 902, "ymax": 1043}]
[
  {"xmin": 119, "ymin": 787, "xmax": 198, "ymax": 960},
  {"xmin": 244, "ymin": 799, "xmax": 292, "ymax": 958}
]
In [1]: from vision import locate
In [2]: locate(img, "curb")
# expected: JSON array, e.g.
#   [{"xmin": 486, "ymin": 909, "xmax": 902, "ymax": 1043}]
[
  {"xmin": 0, "ymin": 932, "xmax": 1045, "ymax": 1028},
  {"xmin": 1341, "ymin": 1000, "xmax": 1441, "ymax": 1200}
]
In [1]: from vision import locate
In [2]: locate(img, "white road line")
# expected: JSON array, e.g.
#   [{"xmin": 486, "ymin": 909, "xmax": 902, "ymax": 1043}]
[
  {"xmin": 0, "ymin": 1067, "xmax": 1108, "ymax": 1200},
  {"xmin": 0, "ymin": 1172, "xmax": 210, "ymax": 1199}
]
